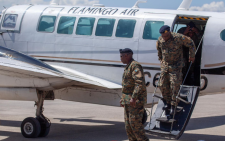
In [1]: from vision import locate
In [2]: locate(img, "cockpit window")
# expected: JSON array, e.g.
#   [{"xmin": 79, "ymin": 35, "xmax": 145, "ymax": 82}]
[
  {"xmin": 76, "ymin": 17, "xmax": 95, "ymax": 36},
  {"xmin": 143, "ymin": 21, "xmax": 164, "ymax": 40},
  {"xmin": 38, "ymin": 16, "xmax": 56, "ymax": 33},
  {"xmin": 95, "ymin": 18, "xmax": 115, "ymax": 37},
  {"xmin": 116, "ymin": 19, "xmax": 136, "ymax": 38},
  {"xmin": 0, "ymin": 46, "xmax": 61, "ymax": 73},
  {"xmin": 220, "ymin": 30, "xmax": 225, "ymax": 41},
  {"xmin": 2, "ymin": 14, "xmax": 18, "ymax": 28},
  {"xmin": 57, "ymin": 16, "xmax": 76, "ymax": 34}
]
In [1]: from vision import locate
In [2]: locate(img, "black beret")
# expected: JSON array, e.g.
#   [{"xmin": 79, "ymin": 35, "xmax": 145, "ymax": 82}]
[
  {"xmin": 159, "ymin": 25, "xmax": 170, "ymax": 34},
  {"xmin": 119, "ymin": 48, "xmax": 133, "ymax": 54}
]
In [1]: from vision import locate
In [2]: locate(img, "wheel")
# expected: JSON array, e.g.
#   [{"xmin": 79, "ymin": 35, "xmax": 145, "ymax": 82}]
[
  {"xmin": 36, "ymin": 117, "xmax": 51, "ymax": 137},
  {"xmin": 21, "ymin": 117, "xmax": 41, "ymax": 138},
  {"xmin": 200, "ymin": 76, "xmax": 208, "ymax": 91},
  {"xmin": 142, "ymin": 109, "xmax": 148, "ymax": 125}
]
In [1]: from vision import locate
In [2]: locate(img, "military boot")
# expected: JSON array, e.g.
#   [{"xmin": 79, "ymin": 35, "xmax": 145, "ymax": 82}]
[
  {"xmin": 163, "ymin": 103, "xmax": 171, "ymax": 110},
  {"xmin": 162, "ymin": 100, "xmax": 171, "ymax": 110}
]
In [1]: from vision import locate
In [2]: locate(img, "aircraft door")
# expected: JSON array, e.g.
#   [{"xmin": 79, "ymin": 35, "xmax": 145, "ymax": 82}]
[
  {"xmin": 138, "ymin": 14, "xmax": 177, "ymax": 94},
  {"xmin": 28, "ymin": 7, "xmax": 64, "ymax": 57},
  {"xmin": 201, "ymin": 17, "xmax": 225, "ymax": 93},
  {"xmin": 0, "ymin": 5, "xmax": 33, "ymax": 33},
  {"xmin": 202, "ymin": 17, "xmax": 224, "ymax": 69}
]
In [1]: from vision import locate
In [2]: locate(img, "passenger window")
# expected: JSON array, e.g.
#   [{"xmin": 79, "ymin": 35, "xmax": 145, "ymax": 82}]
[
  {"xmin": 143, "ymin": 21, "xmax": 164, "ymax": 40},
  {"xmin": 76, "ymin": 17, "xmax": 95, "ymax": 36},
  {"xmin": 57, "ymin": 16, "xmax": 76, "ymax": 34},
  {"xmin": 95, "ymin": 18, "xmax": 115, "ymax": 37},
  {"xmin": 116, "ymin": 19, "xmax": 136, "ymax": 38},
  {"xmin": 2, "ymin": 14, "xmax": 18, "ymax": 28},
  {"xmin": 220, "ymin": 30, "xmax": 225, "ymax": 41},
  {"xmin": 38, "ymin": 16, "xmax": 56, "ymax": 32}
]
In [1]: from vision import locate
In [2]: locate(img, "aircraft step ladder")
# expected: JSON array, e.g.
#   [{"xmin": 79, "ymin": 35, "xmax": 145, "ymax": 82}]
[{"xmin": 144, "ymin": 85, "xmax": 200, "ymax": 140}]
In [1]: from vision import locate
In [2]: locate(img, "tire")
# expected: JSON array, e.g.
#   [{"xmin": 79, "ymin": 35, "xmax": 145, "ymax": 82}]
[
  {"xmin": 21, "ymin": 117, "xmax": 41, "ymax": 138},
  {"xmin": 36, "ymin": 117, "xmax": 51, "ymax": 137},
  {"xmin": 142, "ymin": 109, "xmax": 148, "ymax": 125},
  {"xmin": 200, "ymin": 76, "xmax": 208, "ymax": 91}
]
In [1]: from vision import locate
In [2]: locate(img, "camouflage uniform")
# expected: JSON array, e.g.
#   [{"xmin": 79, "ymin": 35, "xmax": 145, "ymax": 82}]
[
  {"xmin": 121, "ymin": 59, "xmax": 149, "ymax": 141},
  {"xmin": 156, "ymin": 32, "xmax": 196, "ymax": 106},
  {"xmin": 178, "ymin": 27, "xmax": 202, "ymax": 85}
]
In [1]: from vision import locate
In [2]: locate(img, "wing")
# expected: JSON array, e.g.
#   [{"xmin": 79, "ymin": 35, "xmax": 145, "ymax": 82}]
[
  {"xmin": 0, "ymin": 46, "xmax": 122, "ymax": 105},
  {"xmin": 0, "ymin": 46, "xmax": 123, "ymax": 106},
  {"xmin": 0, "ymin": 46, "xmax": 122, "ymax": 90}
]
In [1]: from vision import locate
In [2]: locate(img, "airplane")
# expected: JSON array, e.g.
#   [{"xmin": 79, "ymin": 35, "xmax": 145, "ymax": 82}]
[{"xmin": 0, "ymin": 0, "xmax": 224, "ymax": 139}]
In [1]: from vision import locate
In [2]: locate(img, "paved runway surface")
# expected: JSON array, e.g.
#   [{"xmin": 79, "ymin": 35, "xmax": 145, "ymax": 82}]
[{"xmin": 0, "ymin": 93, "xmax": 224, "ymax": 141}]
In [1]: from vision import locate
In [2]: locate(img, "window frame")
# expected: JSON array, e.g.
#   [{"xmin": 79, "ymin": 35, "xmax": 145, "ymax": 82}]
[
  {"xmin": 2, "ymin": 14, "xmax": 18, "ymax": 29},
  {"xmin": 220, "ymin": 29, "xmax": 225, "ymax": 41},
  {"xmin": 37, "ymin": 15, "xmax": 57, "ymax": 33},
  {"xmin": 95, "ymin": 18, "xmax": 116, "ymax": 37},
  {"xmin": 75, "ymin": 17, "xmax": 96, "ymax": 36},
  {"xmin": 142, "ymin": 21, "xmax": 164, "ymax": 40},
  {"xmin": 57, "ymin": 16, "xmax": 76, "ymax": 35},
  {"xmin": 115, "ymin": 19, "xmax": 137, "ymax": 38}
]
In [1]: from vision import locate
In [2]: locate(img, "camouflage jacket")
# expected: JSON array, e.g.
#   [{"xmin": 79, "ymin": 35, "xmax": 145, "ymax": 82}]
[
  {"xmin": 121, "ymin": 59, "xmax": 147, "ymax": 106},
  {"xmin": 156, "ymin": 32, "xmax": 196, "ymax": 68}
]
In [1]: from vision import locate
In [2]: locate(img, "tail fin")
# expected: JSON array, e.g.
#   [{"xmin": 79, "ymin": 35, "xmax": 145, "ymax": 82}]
[{"xmin": 177, "ymin": 0, "xmax": 193, "ymax": 11}]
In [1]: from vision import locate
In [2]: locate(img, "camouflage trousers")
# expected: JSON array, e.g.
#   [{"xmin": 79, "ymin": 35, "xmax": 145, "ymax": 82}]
[
  {"xmin": 158, "ymin": 67, "xmax": 183, "ymax": 106},
  {"xmin": 124, "ymin": 104, "xmax": 149, "ymax": 141}
]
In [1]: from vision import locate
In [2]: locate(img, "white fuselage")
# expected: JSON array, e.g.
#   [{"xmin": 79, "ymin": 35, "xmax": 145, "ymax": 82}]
[{"xmin": 0, "ymin": 4, "xmax": 225, "ymax": 101}]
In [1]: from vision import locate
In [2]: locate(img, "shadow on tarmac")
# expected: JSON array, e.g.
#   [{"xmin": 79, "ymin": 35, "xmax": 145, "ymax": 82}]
[{"xmin": 0, "ymin": 115, "xmax": 225, "ymax": 141}]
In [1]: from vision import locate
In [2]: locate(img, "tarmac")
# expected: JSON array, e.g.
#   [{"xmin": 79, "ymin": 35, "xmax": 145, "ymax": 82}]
[{"xmin": 0, "ymin": 93, "xmax": 224, "ymax": 141}]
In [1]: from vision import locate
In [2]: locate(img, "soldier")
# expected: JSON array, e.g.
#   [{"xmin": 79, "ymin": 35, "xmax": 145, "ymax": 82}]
[
  {"xmin": 178, "ymin": 22, "xmax": 202, "ymax": 85},
  {"xmin": 156, "ymin": 25, "xmax": 196, "ymax": 115},
  {"xmin": 119, "ymin": 48, "xmax": 149, "ymax": 141}
]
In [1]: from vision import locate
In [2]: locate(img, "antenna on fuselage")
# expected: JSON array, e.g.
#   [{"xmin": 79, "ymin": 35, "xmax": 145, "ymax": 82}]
[
  {"xmin": 3, "ymin": 6, "xmax": 6, "ymax": 9},
  {"xmin": 50, "ymin": 0, "xmax": 59, "ymax": 5},
  {"xmin": 132, "ymin": 0, "xmax": 147, "ymax": 8},
  {"xmin": 178, "ymin": 0, "xmax": 193, "ymax": 10}
]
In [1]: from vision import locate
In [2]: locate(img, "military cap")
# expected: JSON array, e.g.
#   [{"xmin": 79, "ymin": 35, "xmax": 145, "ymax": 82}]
[
  {"xmin": 159, "ymin": 25, "xmax": 170, "ymax": 34},
  {"xmin": 119, "ymin": 48, "xmax": 133, "ymax": 54}
]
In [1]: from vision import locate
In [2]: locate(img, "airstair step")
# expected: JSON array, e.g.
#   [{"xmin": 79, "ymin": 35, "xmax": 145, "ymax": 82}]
[
  {"xmin": 153, "ymin": 94, "xmax": 163, "ymax": 99},
  {"xmin": 164, "ymin": 106, "xmax": 183, "ymax": 113},
  {"xmin": 156, "ymin": 117, "xmax": 176, "ymax": 123},
  {"xmin": 180, "ymin": 93, "xmax": 188, "ymax": 98},
  {"xmin": 177, "ymin": 97, "xmax": 191, "ymax": 104},
  {"xmin": 147, "ymin": 129, "xmax": 171, "ymax": 135},
  {"xmin": 176, "ymin": 106, "xmax": 183, "ymax": 112}
]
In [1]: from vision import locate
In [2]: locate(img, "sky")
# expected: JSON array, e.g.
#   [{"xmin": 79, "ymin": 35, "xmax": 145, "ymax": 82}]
[{"xmin": 1, "ymin": 0, "xmax": 225, "ymax": 12}]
